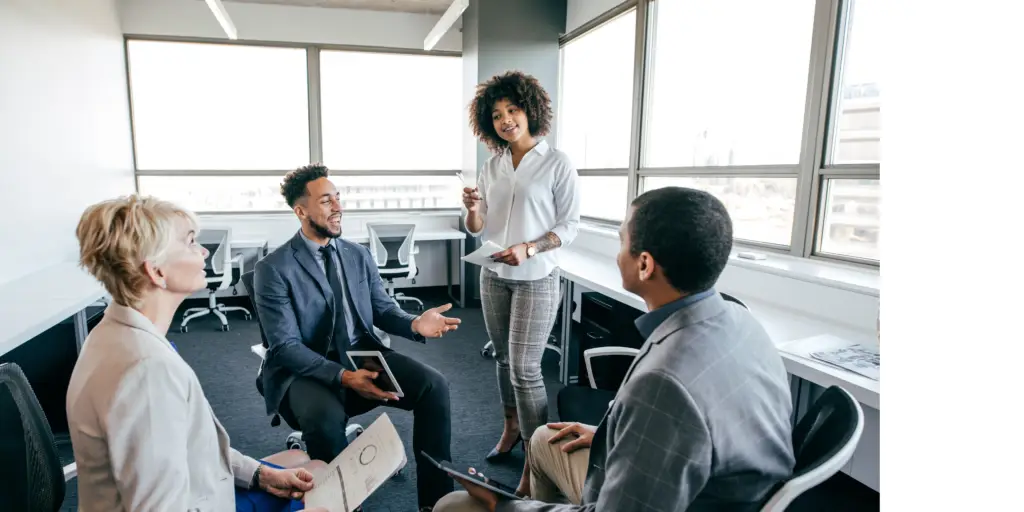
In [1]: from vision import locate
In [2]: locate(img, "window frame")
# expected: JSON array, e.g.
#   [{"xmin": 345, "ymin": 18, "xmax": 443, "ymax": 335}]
[
  {"xmin": 561, "ymin": 0, "xmax": 879, "ymax": 267},
  {"xmin": 558, "ymin": 3, "xmax": 641, "ymax": 226},
  {"xmin": 123, "ymin": 34, "xmax": 463, "ymax": 215}
]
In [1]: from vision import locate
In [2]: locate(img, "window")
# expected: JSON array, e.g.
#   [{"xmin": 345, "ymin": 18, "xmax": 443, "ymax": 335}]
[
  {"xmin": 579, "ymin": 176, "xmax": 629, "ymax": 222},
  {"xmin": 320, "ymin": 51, "xmax": 462, "ymax": 170},
  {"xmin": 642, "ymin": 176, "xmax": 798, "ymax": 246},
  {"xmin": 138, "ymin": 175, "xmax": 463, "ymax": 213},
  {"xmin": 127, "ymin": 41, "xmax": 309, "ymax": 170},
  {"xmin": 818, "ymin": 179, "xmax": 879, "ymax": 261},
  {"xmin": 643, "ymin": 0, "xmax": 816, "ymax": 168},
  {"xmin": 137, "ymin": 176, "xmax": 291, "ymax": 212},
  {"xmin": 559, "ymin": 9, "xmax": 636, "ymax": 169},
  {"xmin": 828, "ymin": 0, "xmax": 881, "ymax": 164}
]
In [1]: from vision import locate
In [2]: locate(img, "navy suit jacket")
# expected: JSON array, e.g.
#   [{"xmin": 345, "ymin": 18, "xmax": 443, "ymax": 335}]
[{"xmin": 252, "ymin": 232, "xmax": 424, "ymax": 416}]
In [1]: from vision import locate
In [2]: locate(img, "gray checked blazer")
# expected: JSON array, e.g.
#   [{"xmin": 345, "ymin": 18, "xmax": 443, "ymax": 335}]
[{"xmin": 501, "ymin": 292, "xmax": 795, "ymax": 511}]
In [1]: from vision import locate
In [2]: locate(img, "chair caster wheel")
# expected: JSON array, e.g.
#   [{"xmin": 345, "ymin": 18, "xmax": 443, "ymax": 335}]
[
  {"xmin": 244, "ymin": 314, "xmax": 252, "ymax": 321},
  {"xmin": 286, "ymin": 434, "xmax": 305, "ymax": 451},
  {"xmin": 221, "ymin": 325, "xmax": 230, "ymax": 332},
  {"xmin": 180, "ymin": 326, "xmax": 188, "ymax": 333},
  {"xmin": 480, "ymin": 348, "xmax": 492, "ymax": 358},
  {"xmin": 355, "ymin": 427, "xmax": 364, "ymax": 436}
]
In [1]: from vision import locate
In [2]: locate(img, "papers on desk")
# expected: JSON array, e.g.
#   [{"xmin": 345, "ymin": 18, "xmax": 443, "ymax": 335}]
[
  {"xmin": 810, "ymin": 344, "xmax": 879, "ymax": 381},
  {"xmin": 779, "ymin": 334, "xmax": 880, "ymax": 381},
  {"xmin": 303, "ymin": 413, "xmax": 407, "ymax": 512},
  {"xmin": 461, "ymin": 240, "xmax": 506, "ymax": 269}
]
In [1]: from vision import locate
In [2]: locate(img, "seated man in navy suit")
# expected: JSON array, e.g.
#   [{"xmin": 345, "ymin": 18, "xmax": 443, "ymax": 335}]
[{"xmin": 253, "ymin": 164, "xmax": 462, "ymax": 512}]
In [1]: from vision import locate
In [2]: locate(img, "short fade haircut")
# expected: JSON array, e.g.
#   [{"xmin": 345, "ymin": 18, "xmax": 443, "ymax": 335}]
[
  {"xmin": 469, "ymin": 70, "xmax": 553, "ymax": 153},
  {"xmin": 76, "ymin": 195, "xmax": 199, "ymax": 309},
  {"xmin": 281, "ymin": 164, "xmax": 329, "ymax": 208},
  {"xmin": 628, "ymin": 187, "xmax": 733, "ymax": 293}
]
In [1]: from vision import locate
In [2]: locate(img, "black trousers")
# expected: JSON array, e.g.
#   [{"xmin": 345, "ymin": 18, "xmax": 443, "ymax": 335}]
[{"xmin": 280, "ymin": 344, "xmax": 453, "ymax": 508}]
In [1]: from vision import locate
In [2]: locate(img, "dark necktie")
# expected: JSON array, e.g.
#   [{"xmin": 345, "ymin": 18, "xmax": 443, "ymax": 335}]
[{"xmin": 320, "ymin": 245, "xmax": 353, "ymax": 362}]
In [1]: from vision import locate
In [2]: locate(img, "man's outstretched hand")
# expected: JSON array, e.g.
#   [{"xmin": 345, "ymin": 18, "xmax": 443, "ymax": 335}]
[{"xmin": 411, "ymin": 303, "xmax": 462, "ymax": 338}]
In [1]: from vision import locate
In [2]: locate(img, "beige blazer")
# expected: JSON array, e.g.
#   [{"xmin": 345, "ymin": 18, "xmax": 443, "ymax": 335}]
[{"xmin": 66, "ymin": 303, "xmax": 260, "ymax": 511}]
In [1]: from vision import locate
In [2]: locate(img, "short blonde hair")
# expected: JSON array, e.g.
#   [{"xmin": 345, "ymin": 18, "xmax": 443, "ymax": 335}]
[{"xmin": 76, "ymin": 195, "xmax": 199, "ymax": 309}]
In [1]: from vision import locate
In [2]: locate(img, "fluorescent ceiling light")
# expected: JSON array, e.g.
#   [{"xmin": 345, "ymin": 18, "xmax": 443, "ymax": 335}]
[
  {"xmin": 205, "ymin": 0, "xmax": 238, "ymax": 40},
  {"xmin": 424, "ymin": 0, "xmax": 469, "ymax": 51}
]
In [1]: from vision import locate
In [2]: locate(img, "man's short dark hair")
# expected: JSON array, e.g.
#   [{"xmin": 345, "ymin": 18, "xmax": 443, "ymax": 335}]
[
  {"xmin": 281, "ymin": 164, "xmax": 329, "ymax": 208},
  {"xmin": 469, "ymin": 70, "xmax": 553, "ymax": 153},
  {"xmin": 628, "ymin": 187, "xmax": 733, "ymax": 293}
]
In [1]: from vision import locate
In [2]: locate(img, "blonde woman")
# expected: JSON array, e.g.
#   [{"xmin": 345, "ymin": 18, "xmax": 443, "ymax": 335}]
[{"xmin": 66, "ymin": 195, "xmax": 330, "ymax": 512}]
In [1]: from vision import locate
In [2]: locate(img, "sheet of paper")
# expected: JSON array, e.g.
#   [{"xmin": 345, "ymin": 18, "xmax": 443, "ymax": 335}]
[
  {"xmin": 303, "ymin": 413, "xmax": 407, "ymax": 512},
  {"xmin": 461, "ymin": 240, "xmax": 506, "ymax": 269},
  {"xmin": 779, "ymin": 334, "xmax": 880, "ymax": 381},
  {"xmin": 810, "ymin": 344, "xmax": 880, "ymax": 381}
]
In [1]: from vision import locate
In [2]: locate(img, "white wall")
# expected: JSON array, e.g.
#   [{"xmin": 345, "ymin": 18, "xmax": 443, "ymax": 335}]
[
  {"xmin": 566, "ymin": 0, "xmax": 626, "ymax": 33},
  {"xmin": 118, "ymin": 0, "xmax": 462, "ymax": 51},
  {"xmin": 0, "ymin": 0, "xmax": 136, "ymax": 287}
]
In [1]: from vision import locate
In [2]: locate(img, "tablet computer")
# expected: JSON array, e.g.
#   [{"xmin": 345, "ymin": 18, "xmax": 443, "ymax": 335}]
[
  {"xmin": 346, "ymin": 350, "xmax": 405, "ymax": 398},
  {"xmin": 420, "ymin": 451, "xmax": 522, "ymax": 501}
]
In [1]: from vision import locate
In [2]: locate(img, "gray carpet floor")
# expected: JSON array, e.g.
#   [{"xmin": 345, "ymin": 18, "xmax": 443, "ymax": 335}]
[{"xmin": 58, "ymin": 289, "xmax": 878, "ymax": 511}]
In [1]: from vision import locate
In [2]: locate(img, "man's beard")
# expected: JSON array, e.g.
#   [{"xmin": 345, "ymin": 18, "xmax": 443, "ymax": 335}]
[{"xmin": 308, "ymin": 217, "xmax": 341, "ymax": 239}]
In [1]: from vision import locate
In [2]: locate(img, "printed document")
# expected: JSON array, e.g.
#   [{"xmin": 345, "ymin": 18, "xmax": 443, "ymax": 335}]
[
  {"xmin": 461, "ymin": 240, "xmax": 506, "ymax": 269},
  {"xmin": 303, "ymin": 413, "xmax": 407, "ymax": 512}
]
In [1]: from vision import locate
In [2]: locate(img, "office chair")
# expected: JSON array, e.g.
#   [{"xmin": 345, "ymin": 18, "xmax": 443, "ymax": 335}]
[
  {"xmin": 557, "ymin": 292, "xmax": 750, "ymax": 425},
  {"xmin": 760, "ymin": 385, "xmax": 864, "ymax": 511},
  {"xmin": 366, "ymin": 223, "xmax": 424, "ymax": 311},
  {"xmin": 239, "ymin": 272, "xmax": 363, "ymax": 451},
  {"xmin": 181, "ymin": 227, "xmax": 251, "ymax": 332},
  {"xmin": 0, "ymin": 362, "xmax": 77, "ymax": 511}
]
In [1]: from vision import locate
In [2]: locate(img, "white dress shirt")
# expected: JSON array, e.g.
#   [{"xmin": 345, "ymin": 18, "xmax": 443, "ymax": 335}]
[
  {"xmin": 467, "ymin": 139, "xmax": 581, "ymax": 281},
  {"xmin": 66, "ymin": 303, "xmax": 260, "ymax": 511}
]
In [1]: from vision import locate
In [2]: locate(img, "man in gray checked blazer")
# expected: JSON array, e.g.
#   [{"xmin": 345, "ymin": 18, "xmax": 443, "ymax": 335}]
[{"xmin": 436, "ymin": 187, "xmax": 796, "ymax": 511}]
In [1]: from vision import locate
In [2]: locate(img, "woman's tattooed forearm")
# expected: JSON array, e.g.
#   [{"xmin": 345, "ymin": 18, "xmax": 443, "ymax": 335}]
[{"xmin": 530, "ymin": 232, "xmax": 562, "ymax": 253}]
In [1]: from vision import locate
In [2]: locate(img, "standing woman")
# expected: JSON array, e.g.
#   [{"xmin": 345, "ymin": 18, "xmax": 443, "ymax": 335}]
[{"xmin": 463, "ymin": 70, "xmax": 581, "ymax": 495}]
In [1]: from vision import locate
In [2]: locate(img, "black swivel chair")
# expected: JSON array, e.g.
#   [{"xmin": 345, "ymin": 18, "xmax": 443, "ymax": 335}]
[
  {"xmin": 0, "ymin": 362, "xmax": 77, "ymax": 511},
  {"xmin": 557, "ymin": 292, "xmax": 750, "ymax": 425},
  {"xmin": 759, "ymin": 385, "xmax": 864, "ymax": 510}
]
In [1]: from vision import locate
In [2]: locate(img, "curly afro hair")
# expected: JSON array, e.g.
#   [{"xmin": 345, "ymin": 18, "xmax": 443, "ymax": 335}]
[
  {"xmin": 470, "ymin": 70, "xmax": 553, "ymax": 153},
  {"xmin": 281, "ymin": 163, "xmax": 329, "ymax": 208}
]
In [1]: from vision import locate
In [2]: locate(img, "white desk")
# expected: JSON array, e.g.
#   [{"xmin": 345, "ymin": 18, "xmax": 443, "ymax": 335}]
[
  {"xmin": 555, "ymin": 248, "xmax": 879, "ymax": 407},
  {"xmin": 238, "ymin": 229, "xmax": 468, "ymax": 307},
  {"xmin": 352, "ymin": 229, "xmax": 467, "ymax": 307},
  {"xmin": 0, "ymin": 263, "xmax": 106, "ymax": 357}
]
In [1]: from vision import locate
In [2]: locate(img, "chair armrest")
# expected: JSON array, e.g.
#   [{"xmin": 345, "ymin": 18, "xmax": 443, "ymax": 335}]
[
  {"xmin": 251, "ymin": 344, "xmax": 267, "ymax": 360},
  {"xmin": 583, "ymin": 346, "xmax": 640, "ymax": 389},
  {"xmin": 64, "ymin": 462, "xmax": 77, "ymax": 481}
]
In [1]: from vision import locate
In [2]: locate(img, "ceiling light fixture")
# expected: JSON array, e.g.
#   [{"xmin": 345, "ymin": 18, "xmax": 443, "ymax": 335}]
[
  {"xmin": 204, "ymin": 0, "xmax": 238, "ymax": 40},
  {"xmin": 424, "ymin": 0, "xmax": 469, "ymax": 51}
]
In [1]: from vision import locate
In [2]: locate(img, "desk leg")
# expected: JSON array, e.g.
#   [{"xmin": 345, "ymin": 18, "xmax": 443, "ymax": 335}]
[
  {"xmin": 446, "ymin": 239, "xmax": 466, "ymax": 308},
  {"xmin": 459, "ymin": 239, "xmax": 465, "ymax": 307},
  {"xmin": 559, "ymin": 277, "xmax": 574, "ymax": 385},
  {"xmin": 446, "ymin": 240, "xmax": 453, "ymax": 302},
  {"xmin": 73, "ymin": 309, "xmax": 88, "ymax": 352}
]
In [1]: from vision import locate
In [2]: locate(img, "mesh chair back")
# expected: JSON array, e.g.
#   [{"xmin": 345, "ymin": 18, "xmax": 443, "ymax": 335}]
[
  {"xmin": 0, "ymin": 362, "xmax": 65, "ymax": 511},
  {"xmin": 367, "ymin": 223, "xmax": 416, "ymax": 266},
  {"xmin": 720, "ymin": 292, "xmax": 749, "ymax": 310},
  {"xmin": 198, "ymin": 228, "xmax": 231, "ymax": 275},
  {"xmin": 791, "ymin": 385, "xmax": 861, "ymax": 476}
]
